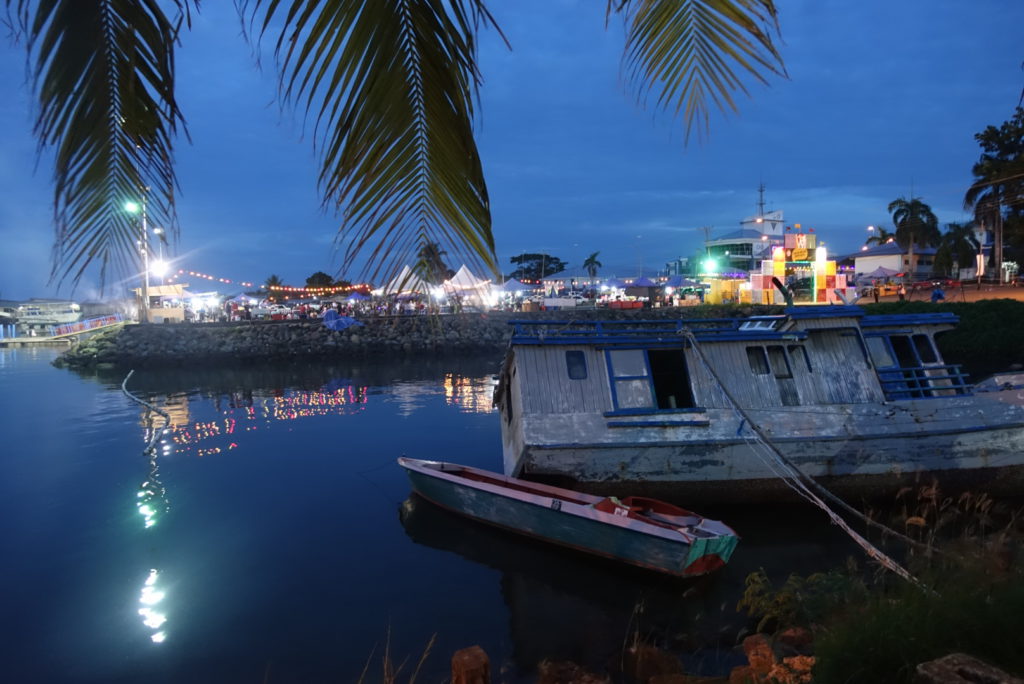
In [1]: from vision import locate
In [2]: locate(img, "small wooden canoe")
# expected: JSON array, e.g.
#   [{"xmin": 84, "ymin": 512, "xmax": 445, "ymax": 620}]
[{"xmin": 397, "ymin": 457, "xmax": 738, "ymax": 577}]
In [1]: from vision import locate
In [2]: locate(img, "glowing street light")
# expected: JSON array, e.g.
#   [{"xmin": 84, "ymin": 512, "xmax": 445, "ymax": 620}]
[
  {"xmin": 151, "ymin": 259, "xmax": 169, "ymax": 279},
  {"xmin": 125, "ymin": 196, "xmax": 150, "ymax": 323}
]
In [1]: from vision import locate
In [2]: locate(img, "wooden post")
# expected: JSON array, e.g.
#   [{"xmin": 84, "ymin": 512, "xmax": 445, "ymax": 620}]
[{"xmin": 451, "ymin": 645, "xmax": 489, "ymax": 684}]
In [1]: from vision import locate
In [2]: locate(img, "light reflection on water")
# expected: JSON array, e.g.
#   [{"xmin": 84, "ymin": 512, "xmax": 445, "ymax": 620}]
[{"xmin": 0, "ymin": 350, "xmax": 858, "ymax": 683}]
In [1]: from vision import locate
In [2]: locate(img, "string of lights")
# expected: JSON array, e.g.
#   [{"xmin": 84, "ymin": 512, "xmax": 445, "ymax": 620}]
[{"xmin": 165, "ymin": 268, "xmax": 370, "ymax": 294}]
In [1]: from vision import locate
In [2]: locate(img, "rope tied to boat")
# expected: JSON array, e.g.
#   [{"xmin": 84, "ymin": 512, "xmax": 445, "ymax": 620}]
[
  {"xmin": 121, "ymin": 369, "xmax": 171, "ymax": 453},
  {"xmin": 681, "ymin": 330, "xmax": 931, "ymax": 591}
]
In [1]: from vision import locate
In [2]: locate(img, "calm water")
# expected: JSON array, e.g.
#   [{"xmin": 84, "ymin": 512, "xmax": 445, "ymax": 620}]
[{"xmin": 0, "ymin": 348, "xmax": 859, "ymax": 683}]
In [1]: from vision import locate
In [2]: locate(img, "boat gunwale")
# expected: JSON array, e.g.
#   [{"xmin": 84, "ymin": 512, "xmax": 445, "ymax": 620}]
[{"xmin": 397, "ymin": 457, "xmax": 733, "ymax": 544}]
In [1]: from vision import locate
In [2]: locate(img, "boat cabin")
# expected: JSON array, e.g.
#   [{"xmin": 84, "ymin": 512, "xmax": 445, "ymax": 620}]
[{"xmin": 494, "ymin": 306, "xmax": 974, "ymax": 481}]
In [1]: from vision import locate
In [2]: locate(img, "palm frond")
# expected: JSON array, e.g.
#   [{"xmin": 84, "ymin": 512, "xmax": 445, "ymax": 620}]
[
  {"xmin": 248, "ymin": 0, "xmax": 501, "ymax": 284},
  {"xmin": 611, "ymin": 0, "xmax": 785, "ymax": 142},
  {"xmin": 10, "ymin": 0, "xmax": 192, "ymax": 292}
]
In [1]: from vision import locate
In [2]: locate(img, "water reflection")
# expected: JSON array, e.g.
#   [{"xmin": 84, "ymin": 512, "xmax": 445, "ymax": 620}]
[
  {"xmin": 138, "ymin": 569, "xmax": 168, "ymax": 642},
  {"xmin": 128, "ymin": 373, "xmax": 494, "ymax": 457},
  {"xmin": 399, "ymin": 494, "xmax": 861, "ymax": 677},
  {"xmin": 399, "ymin": 495, "xmax": 742, "ymax": 675},
  {"xmin": 129, "ymin": 385, "xmax": 175, "ymax": 645}
]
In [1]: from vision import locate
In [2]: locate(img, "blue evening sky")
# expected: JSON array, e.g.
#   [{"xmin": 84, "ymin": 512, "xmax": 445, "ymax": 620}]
[{"xmin": 1, "ymin": 1, "xmax": 1022, "ymax": 300}]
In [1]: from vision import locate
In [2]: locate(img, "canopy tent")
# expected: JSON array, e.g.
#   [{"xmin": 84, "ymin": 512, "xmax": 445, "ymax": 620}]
[
  {"xmin": 863, "ymin": 266, "xmax": 900, "ymax": 279},
  {"xmin": 377, "ymin": 265, "xmax": 429, "ymax": 295},
  {"xmin": 346, "ymin": 291, "xmax": 370, "ymax": 302},
  {"xmin": 663, "ymin": 275, "xmax": 703, "ymax": 288},
  {"xmin": 603, "ymin": 278, "xmax": 629, "ymax": 289},
  {"xmin": 444, "ymin": 264, "xmax": 490, "ymax": 291},
  {"xmin": 499, "ymin": 278, "xmax": 528, "ymax": 292},
  {"xmin": 629, "ymin": 276, "xmax": 657, "ymax": 287}
]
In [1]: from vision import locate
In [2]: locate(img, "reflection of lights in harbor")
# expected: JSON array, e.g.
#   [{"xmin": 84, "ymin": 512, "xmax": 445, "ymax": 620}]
[
  {"xmin": 163, "ymin": 375, "xmax": 494, "ymax": 456},
  {"xmin": 138, "ymin": 569, "xmax": 168, "ymax": 642},
  {"xmin": 443, "ymin": 373, "xmax": 498, "ymax": 414},
  {"xmin": 168, "ymin": 385, "xmax": 369, "ymax": 455},
  {"xmin": 137, "ymin": 442, "xmax": 169, "ymax": 528}
]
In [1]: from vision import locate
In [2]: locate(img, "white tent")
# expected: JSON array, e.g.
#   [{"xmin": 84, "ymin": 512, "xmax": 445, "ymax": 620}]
[
  {"xmin": 444, "ymin": 264, "xmax": 490, "ymax": 291},
  {"xmin": 376, "ymin": 265, "xmax": 429, "ymax": 295}
]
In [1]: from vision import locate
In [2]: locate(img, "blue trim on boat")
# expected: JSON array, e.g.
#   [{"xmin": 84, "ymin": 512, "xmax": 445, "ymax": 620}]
[
  {"xmin": 604, "ymin": 407, "xmax": 707, "ymax": 416},
  {"xmin": 608, "ymin": 421, "xmax": 712, "ymax": 428},
  {"xmin": 861, "ymin": 312, "xmax": 960, "ymax": 327}
]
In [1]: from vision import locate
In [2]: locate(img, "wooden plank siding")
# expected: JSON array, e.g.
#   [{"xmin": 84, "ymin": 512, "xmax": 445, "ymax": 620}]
[
  {"xmin": 514, "ymin": 324, "xmax": 886, "ymax": 419},
  {"xmin": 518, "ymin": 346, "xmax": 611, "ymax": 415},
  {"xmin": 802, "ymin": 330, "xmax": 883, "ymax": 403}
]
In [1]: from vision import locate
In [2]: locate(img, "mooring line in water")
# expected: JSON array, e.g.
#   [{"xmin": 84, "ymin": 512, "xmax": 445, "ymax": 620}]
[
  {"xmin": 121, "ymin": 369, "xmax": 171, "ymax": 453},
  {"xmin": 682, "ymin": 331, "xmax": 930, "ymax": 590}
]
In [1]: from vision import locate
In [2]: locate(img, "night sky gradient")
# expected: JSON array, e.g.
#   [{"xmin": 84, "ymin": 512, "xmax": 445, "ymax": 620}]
[{"xmin": 1, "ymin": 1, "xmax": 1021, "ymax": 300}]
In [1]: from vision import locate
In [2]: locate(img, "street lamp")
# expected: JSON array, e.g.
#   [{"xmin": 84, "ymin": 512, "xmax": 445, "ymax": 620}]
[{"xmin": 125, "ymin": 195, "xmax": 150, "ymax": 322}]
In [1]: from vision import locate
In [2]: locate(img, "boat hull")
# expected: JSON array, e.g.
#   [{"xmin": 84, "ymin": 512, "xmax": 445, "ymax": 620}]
[
  {"xmin": 400, "ymin": 459, "xmax": 737, "ymax": 577},
  {"xmin": 506, "ymin": 396, "xmax": 1024, "ymax": 503}
]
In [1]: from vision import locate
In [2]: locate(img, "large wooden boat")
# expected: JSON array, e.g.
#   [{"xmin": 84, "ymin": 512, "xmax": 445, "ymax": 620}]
[
  {"xmin": 397, "ymin": 457, "xmax": 738, "ymax": 577},
  {"xmin": 494, "ymin": 307, "xmax": 1024, "ymax": 502}
]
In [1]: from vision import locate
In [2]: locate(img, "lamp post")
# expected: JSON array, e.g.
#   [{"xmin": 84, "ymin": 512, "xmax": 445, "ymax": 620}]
[{"xmin": 125, "ymin": 196, "xmax": 149, "ymax": 323}]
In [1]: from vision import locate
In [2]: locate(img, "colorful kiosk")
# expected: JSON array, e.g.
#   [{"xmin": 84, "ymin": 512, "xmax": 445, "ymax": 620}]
[{"xmin": 742, "ymin": 229, "xmax": 855, "ymax": 305}]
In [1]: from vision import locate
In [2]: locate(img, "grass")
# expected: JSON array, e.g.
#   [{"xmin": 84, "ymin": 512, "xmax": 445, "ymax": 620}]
[{"xmin": 737, "ymin": 484, "xmax": 1024, "ymax": 684}]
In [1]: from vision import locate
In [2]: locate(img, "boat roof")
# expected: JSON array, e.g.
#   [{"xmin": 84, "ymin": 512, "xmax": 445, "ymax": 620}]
[{"xmin": 507, "ymin": 306, "xmax": 958, "ymax": 346}]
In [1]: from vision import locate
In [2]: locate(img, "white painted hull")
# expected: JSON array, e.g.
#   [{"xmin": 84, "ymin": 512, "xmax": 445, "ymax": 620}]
[{"xmin": 506, "ymin": 390, "xmax": 1024, "ymax": 502}]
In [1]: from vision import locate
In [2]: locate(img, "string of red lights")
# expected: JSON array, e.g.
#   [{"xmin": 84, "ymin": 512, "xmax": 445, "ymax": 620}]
[{"xmin": 165, "ymin": 269, "xmax": 371, "ymax": 295}]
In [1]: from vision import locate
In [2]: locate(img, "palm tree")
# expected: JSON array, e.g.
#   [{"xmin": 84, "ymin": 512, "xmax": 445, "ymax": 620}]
[
  {"xmin": 8, "ymin": 1, "xmax": 785, "ymax": 292},
  {"xmin": 964, "ymin": 107, "xmax": 1024, "ymax": 269},
  {"xmin": 888, "ymin": 196, "xmax": 940, "ymax": 275},
  {"xmin": 933, "ymin": 222, "xmax": 979, "ymax": 277},
  {"xmin": 264, "ymin": 274, "xmax": 284, "ymax": 302},
  {"xmin": 865, "ymin": 226, "xmax": 896, "ymax": 246},
  {"xmin": 582, "ymin": 252, "xmax": 602, "ymax": 280},
  {"xmin": 417, "ymin": 241, "xmax": 453, "ymax": 285}
]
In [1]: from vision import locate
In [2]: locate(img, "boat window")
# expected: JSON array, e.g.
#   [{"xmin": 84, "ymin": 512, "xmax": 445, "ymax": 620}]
[
  {"xmin": 565, "ymin": 351, "xmax": 587, "ymax": 380},
  {"xmin": 607, "ymin": 349, "xmax": 654, "ymax": 409},
  {"xmin": 609, "ymin": 349, "xmax": 647, "ymax": 377},
  {"xmin": 647, "ymin": 349, "xmax": 695, "ymax": 409},
  {"xmin": 767, "ymin": 346, "xmax": 792, "ymax": 379},
  {"xmin": 890, "ymin": 335, "xmax": 918, "ymax": 368},
  {"xmin": 787, "ymin": 345, "xmax": 812, "ymax": 373},
  {"xmin": 746, "ymin": 347, "xmax": 770, "ymax": 375},
  {"xmin": 865, "ymin": 337, "xmax": 895, "ymax": 368},
  {"xmin": 913, "ymin": 334, "xmax": 938, "ymax": 364}
]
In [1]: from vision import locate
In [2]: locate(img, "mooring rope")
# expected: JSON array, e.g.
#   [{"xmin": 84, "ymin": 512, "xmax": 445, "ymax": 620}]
[
  {"xmin": 682, "ymin": 330, "xmax": 930, "ymax": 590},
  {"xmin": 121, "ymin": 369, "xmax": 171, "ymax": 453}
]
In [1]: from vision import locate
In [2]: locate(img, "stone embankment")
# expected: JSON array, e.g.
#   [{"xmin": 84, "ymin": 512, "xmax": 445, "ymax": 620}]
[{"xmin": 56, "ymin": 306, "xmax": 774, "ymax": 370}]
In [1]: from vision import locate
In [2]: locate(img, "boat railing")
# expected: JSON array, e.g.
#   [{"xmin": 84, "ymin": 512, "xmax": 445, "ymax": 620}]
[{"xmin": 876, "ymin": 364, "xmax": 972, "ymax": 400}]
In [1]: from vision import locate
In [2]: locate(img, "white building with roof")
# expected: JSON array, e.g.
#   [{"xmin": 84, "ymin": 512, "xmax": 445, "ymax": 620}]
[{"xmin": 704, "ymin": 209, "xmax": 786, "ymax": 273}]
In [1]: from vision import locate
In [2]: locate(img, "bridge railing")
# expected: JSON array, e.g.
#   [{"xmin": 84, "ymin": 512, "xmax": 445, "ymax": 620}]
[{"xmin": 50, "ymin": 313, "xmax": 125, "ymax": 337}]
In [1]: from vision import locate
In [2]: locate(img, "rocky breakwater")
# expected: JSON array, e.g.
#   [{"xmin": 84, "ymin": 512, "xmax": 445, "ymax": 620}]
[
  {"xmin": 53, "ymin": 305, "xmax": 780, "ymax": 370},
  {"xmin": 53, "ymin": 313, "xmax": 516, "ymax": 370}
]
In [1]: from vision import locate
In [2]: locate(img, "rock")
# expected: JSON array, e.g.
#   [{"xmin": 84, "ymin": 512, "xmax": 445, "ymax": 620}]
[
  {"xmin": 774, "ymin": 627, "xmax": 814, "ymax": 655},
  {"xmin": 741, "ymin": 635, "xmax": 775, "ymax": 676},
  {"xmin": 915, "ymin": 653, "xmax": 1023, "ymax": 684},
  {"xmin": 651, "ymin": 674, "xmax": 728, "ymax": 684},
  {"xmin": 451, "ymin": 645, "xmax": 490, "ymax": 684},
  {"xmin": 537, "ymin": 659, "xmax": 610, "ymax": 684},
  {"xmin": 620, "ymin": 644, "xmax": 683, "ymax": 682},
  {"xmin": 727, "ymin": 665, "xmax": 756, "ymax": 684}
]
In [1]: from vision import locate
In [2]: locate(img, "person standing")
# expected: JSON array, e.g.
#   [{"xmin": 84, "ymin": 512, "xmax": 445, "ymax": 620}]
[{"xmin": 897, "ymin": 284, "xmax": 906, "ymax": 302}]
